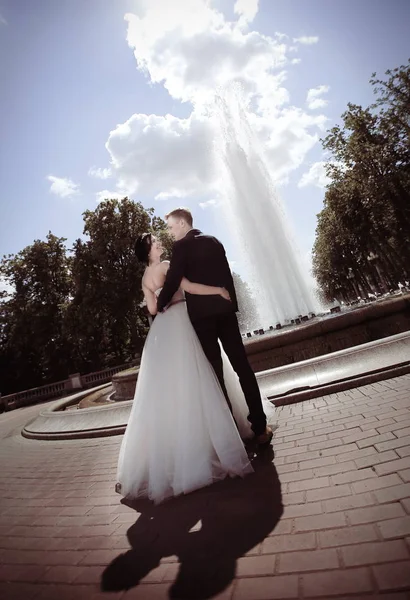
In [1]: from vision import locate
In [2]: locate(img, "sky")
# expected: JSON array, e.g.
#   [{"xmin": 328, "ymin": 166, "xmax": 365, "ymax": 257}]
[{"xmin": 0, "ymin": 0, "xmax": 409, "ymax": 289}]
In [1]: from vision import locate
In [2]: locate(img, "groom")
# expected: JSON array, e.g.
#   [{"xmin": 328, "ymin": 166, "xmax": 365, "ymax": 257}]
[{"xmin": 157, "ymin": 207, "xmax": 273, "ymax": 446}]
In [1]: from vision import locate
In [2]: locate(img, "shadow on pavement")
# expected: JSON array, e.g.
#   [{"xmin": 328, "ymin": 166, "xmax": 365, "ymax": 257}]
[{"xmin": 101, "ymin": 447, "xmax": 283, "ymax": 599}]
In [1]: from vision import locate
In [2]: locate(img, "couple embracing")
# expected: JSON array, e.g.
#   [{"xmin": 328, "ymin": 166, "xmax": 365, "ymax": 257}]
[{"xmin": 117, "ymin": 208, "xmax": 274, "ymax": 504}]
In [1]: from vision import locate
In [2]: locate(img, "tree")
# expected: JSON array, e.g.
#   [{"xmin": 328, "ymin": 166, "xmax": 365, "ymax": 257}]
[
  {"xmin": 66, "ymin": 198, "xmax": 172, "ymax": 372},
  {"xmin": 0, "ymin": 234, "xmax": 73, "ymax": 394},
  {"xmin": 313, "ymin": 61, "xmax": 410, "ymax": 301},
  {"xmin": 232, "ymin": 272, "xmax": 260, "ymax": 332}
]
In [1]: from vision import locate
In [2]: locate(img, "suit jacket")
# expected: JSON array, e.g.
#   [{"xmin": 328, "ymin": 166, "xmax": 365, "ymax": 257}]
[{"xmin": 157, "ymin": 229, "xmax": 238, "ymax": 322}]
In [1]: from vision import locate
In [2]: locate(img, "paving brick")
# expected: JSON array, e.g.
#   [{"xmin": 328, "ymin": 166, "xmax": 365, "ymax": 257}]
[
  {"xmin": 276, "ymin": 463, "xmax": 298, "ymax": 475},
  {"xmin": 236, "ymin": 555, "xmax": 276, "ymax": 577},
  {"xmin": 307, "ymin": 438, "xmax": 344, "ymax": 451},
  {"xmin": 377, "ymin": 419, "xmax": 410, "ymax": 435},
  {"xmin": 302, "ymin": 456, "xmax": 336, "ymax": 469},
  {"xmin": 362, "ymin": 418, "xmax": 396, "ymax": 431},
  {"xmin": 278, "ymin": 548, "xmax": 338, "ymax": 572},
  {"xmin": 302, "ymin": 567, "xmax": 373, "ymax": 597},
  {"xmin": 375, "ymin": 457, "xmax": 410, "ymax": 476},
  {"xmin": 284, "ymin": 450, "xmax": 321, "ymax": 465},
  {"xmin": 348, "ymin": 503, "xmax": 405, "ymax": 525},
  {"xmin": 342, "ymin": 428, "xmax": 378, "ymax": 444},
  {"xmin": 376, "ymin": 436, "xmax": 410, "ymax": 453},
  {"xmin": 323, "ymin": 492, "xmax": 376, "ymax": 513},
  {"xmin": 0, "ymin": 582, "xmax": 40, "ymax": 600},
  {"xmin": 374, "ymin": 483, "xmax": 410, "ymax": 503},
  {"xmin": 288, "ymin": 476, "xmax": 330, "ymax": 493},
  {"xmin": 306, "ymin": 484, "xmax": 352, "ymax": 502},
  {"xmin": 341, "ymin": 540, "xmax": 409, "ymax": 566},
  {"xmin": 373, "ymin": 561, "xmax": 410, "ymax": 591},
  {"xmin": 353, "ymin": 473, "xmax": 403, "ymax": 493},
  {"xmin": 355, "ymin": 450, "xmax": 399, "ymax": 469},
  {"xmin": 319, "ymin": 524, "xmax": 379, "ymax": 547},
  {"xmin": 282, "ymin": 491, "xmax": 305, "ymax": 505},
  {"xmin": 79, "ymin": 549, "xmax": 121, "ymax": 565},
  {"xmin": 314, "ymin": 460, "xmax": 357, "ymax": 478},
  {"xmin": 331, "ymin": 467, "xmax": 376, "ymax": 485},
  {"xmin": 357, "ymin": 432, "xmax": 396, "ymax": 448},
  {"xmin": 27, "ymin": 584, "xmax": 93, "ymax": 600},
  {"xmin": 321, "ymin": 443, "xmax": 358, "ymax": 457},
  {"xmin": 282, "ymin": 502, "xmax": 322, "ymax": 519},
  {"xmin": 401, "ymin": 498, "xmax": 410, "ymax": 514},
  {"xmin": 336, "ymin": 446, "xmax": 376, "ymax": 463},
  {"xmin": 270, "ymin": 519, "xmax": 293, "ymax": 535},
  {"xmin": 279, "ymin": 469, "xmax": 314, "ymax": 483},
  {"xmin": 0, "ymin": 565, "xmax": 47, "ymax": 583},
  {"xmin": 261, "ymin": 532, "xmax": 316, "ymax": 554},
  {"xmin": 276, "ymin": 445, "xmax": 308, "ymax": 457},
  {"xmin": 72, "ymin": 565, "xmax": 103, "ymax": 584},
  {"xmin": 295, "ymin": 434, "xmax": 328, "ymax": 446},
  {"xmin": 378, "ymin": 516, "xmax": 410, "ymax": 539},
  {"xmin": 294, "ymin": 512, "xmax": 346, "ymax": 532},
  {"xmin": 234, "ymin": 575, "xmax": 299, "ymax": 599},
  {"xmin": 399, "ymin": 469, "xmax": 410, "ymax": 482},
  {"xmin": 397, "ymin": 446, "xmax": 410, "ymax": 458}
]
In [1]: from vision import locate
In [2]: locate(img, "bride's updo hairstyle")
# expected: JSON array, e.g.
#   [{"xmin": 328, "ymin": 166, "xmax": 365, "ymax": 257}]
[{"xmin": 135, "ymin": 233, "xmax": 153, "ymax": 265}]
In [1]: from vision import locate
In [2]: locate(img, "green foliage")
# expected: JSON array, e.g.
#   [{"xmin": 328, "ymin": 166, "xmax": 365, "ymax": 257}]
[
  {"xmin": 313, "ymin": 60, "xmax": 410, "ymax": 301},
  {"xmin": 0, "ymin": 199, "xmax": 173, "ymax": 395}
]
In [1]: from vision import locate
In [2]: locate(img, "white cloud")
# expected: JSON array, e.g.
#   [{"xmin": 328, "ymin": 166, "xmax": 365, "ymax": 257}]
[
  {"xmin": 88, "ymin": 166, "xmax": 112, "ymax": 179},
  {"xmin": 234, "ymin": 0, "xmax": 259, "ymax": 26},
  {"xmin": 306, "ymin": 85, "xmax": 330, "ymax": 110},
  {"xmin": 47, "ymin": 175, "xmax": 79, "ymax": 198},
  {"xmin": 95, "ymin": 190, "xmax": 125, "ymax": 203},
  {"xmin": 298, "ymin": 161, "xmax": 331, "ymax": 189},
  {"xmin": 106, "ymin": 111, "xmax": 215, "ymax": 198},
  {"xmin": 102, "ymin": 0, "xmax": 328, "ymax": 202},
  {"xmin": 293, "ymin": 36, "xmax": 319, "ymax": 45},
  {"xmin": 291, "ymin": 58, "xmax": 301, "ymax": 65},
  {"xmin": 199, "ymin": 199, "xmax": 218, "ymax": 209}
]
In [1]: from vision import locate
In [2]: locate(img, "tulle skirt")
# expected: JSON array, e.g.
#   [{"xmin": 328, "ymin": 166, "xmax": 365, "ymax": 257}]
[{"xmin": 116, "ymin": 302, "xmax": 258, "ymax": 504}]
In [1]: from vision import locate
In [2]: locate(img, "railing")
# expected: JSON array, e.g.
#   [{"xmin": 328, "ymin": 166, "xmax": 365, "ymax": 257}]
[
  {"xmin": 0, "ymin": 359, "xmax": 139, "ymax": 413},
  {"xmin": 81, "ymin": 362, "xmax": 138, "ymax": 388}
]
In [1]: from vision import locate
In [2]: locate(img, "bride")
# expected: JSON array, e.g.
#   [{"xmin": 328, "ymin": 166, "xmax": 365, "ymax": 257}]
[{"xmin": 116, "ymin": 233, "xmax": 274, "ymax": 505}]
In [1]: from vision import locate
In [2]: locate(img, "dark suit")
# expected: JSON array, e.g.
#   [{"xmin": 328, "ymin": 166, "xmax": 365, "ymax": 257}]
[{"xmin": 157, "ymin": 229, "xmax": 266, "ymax": 436}]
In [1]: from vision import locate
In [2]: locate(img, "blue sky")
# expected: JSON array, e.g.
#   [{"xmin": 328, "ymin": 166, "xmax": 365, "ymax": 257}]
[{"xmin": 0, "ymin": 0, "xmax": 409, "ymax": 282}]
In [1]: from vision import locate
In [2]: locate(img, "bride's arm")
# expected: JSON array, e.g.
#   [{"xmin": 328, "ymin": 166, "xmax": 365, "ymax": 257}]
[
  {"xmin": 160, "ymin": 262, "xmax": 231, "ymax": 301},
  {"xmin": 142, "ymin": 283, "xmax": 158, "ymax": 316},
  {"xmin": 181, "ymin": 278, "xmax": 231, "ymax": 300}
]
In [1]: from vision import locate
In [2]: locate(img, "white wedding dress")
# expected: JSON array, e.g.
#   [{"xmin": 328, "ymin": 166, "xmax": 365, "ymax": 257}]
[{"xmin": 116, "ymin": 299, "xmax": 275, "ymax": 504}]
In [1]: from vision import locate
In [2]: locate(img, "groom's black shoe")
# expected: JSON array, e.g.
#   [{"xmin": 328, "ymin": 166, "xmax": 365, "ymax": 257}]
[{"xmin": 255, "ymin": 426, "xmax": 273, "ymax": 447}]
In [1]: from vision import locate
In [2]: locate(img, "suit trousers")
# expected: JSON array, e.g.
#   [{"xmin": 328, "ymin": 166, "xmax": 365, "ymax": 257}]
[{"xmin": 193, "ymin": 312, "xmax": 267, "ymax": 436}]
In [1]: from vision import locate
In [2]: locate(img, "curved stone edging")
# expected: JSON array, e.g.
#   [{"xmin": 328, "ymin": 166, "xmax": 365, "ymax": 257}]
[
  {"xmin": 257, "ymin": 330, "xmax": 410, "ymax": 398},
  {"xmin": 22, "ymin": 331, "xmax": 410, "ymax": 441}
]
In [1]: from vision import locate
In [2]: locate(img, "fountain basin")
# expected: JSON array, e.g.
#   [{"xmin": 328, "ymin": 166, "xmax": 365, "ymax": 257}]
[
  {"xmin": 111, "ymin": 367, "xmax": 139, "ymax": 401},
  {"xmin": 22, "ymin": 330, "xmax": 410, "ymax": 440},
  {"xmin": 258, "ymin": 330, "xmax": 410, "ymax": 404},
  {"xmin": 245, "ymin": 294, "xmax": 410, "ymax": 372}
]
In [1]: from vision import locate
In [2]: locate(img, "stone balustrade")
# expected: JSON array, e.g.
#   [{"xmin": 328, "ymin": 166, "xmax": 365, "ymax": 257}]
[{"xmin": 0, "ymin": 359, "xmax": 139, "ymax": 413}]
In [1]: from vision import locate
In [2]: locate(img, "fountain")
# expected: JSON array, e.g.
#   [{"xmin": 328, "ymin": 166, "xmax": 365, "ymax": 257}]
[
  {"xmin": 212, "ymin": 86, "xmax": 319, "ymax": 327},
  {"xmin": 18, "ymin": 88, "xmax": 410, "ymax": 440}
]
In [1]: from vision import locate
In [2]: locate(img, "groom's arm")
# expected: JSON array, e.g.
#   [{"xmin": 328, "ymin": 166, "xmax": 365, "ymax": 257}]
[{"xmin": 157, "ymin": 241, "xmax": 187, "ymax": 312}]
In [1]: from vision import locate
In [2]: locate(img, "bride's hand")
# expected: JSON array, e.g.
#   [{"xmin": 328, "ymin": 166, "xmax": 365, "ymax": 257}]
[{"xmin": 219, "ymin": 287, "xmax": 231, "ymax": 302}]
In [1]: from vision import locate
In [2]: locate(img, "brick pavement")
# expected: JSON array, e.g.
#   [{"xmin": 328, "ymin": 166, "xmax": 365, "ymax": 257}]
[{"xmin": 0, "ymin": 375, "xmax": 410, "ymax": 599}]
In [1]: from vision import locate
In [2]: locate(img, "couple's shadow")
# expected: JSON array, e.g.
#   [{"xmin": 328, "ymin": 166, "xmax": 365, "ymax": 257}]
[{"xmin": 101, "ymin": 448, "xmax": 283, "ymax": 599}]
